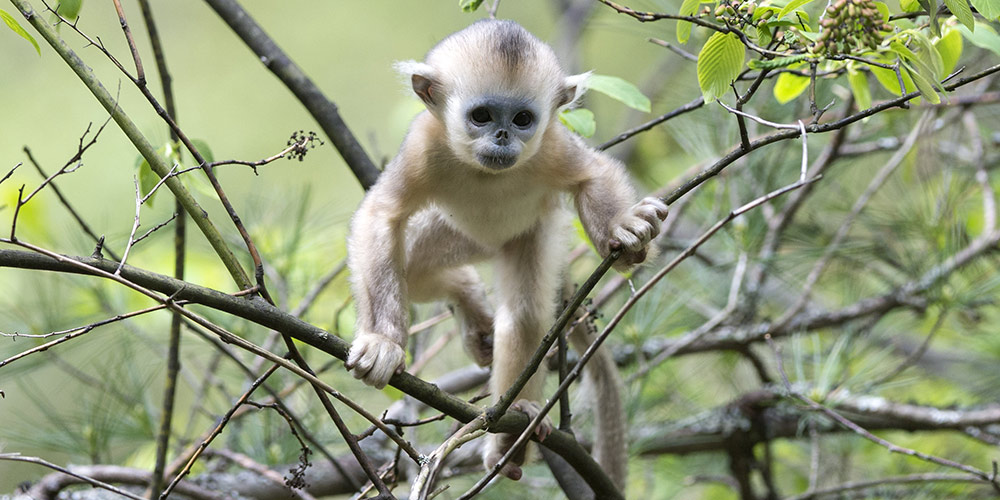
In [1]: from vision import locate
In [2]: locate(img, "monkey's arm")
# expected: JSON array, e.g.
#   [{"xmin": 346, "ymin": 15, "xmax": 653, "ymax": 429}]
[
  {"xmin": 346, "ymin": 168, "xmax": 423, "ymax": 389},
  {"xmin": 571, "ymin": 142, "xmax": 667, "ymax": 272}
]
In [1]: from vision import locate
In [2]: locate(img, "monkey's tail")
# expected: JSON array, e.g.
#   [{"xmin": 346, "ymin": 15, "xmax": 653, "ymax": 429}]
[{"xmin": 570, "ymin": 327, "xmax": 627, "ymax": 490}]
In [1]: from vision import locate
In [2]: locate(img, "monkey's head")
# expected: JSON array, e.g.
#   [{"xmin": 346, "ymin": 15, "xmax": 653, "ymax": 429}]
[{"xmin": 396, "ymin": 20, "xmax": 587, "ymax": 172}]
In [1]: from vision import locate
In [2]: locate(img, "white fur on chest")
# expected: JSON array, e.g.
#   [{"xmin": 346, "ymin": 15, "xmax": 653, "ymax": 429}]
[{"xmin": 430, "ymin": 168, "xmax": 555, "ymax": 249}]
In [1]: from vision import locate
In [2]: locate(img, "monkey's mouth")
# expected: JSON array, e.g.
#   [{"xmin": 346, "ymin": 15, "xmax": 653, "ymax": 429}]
[
  {"xmin": 476, "ymin": 149, "xmax": 518, "ymax": 170},
  {"xmin": 477, "ymin": 154, "xmax": 517, "ymax": 169}
]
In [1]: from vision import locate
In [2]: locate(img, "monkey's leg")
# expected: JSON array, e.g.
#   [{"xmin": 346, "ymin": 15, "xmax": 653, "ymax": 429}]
[
  {"xmin": 405, "ymin": 210, "xmax": 495, "ymax": 365},
  {"xmin": 483, "ymin": 213, "xmax": 566, "ymax": 480}
]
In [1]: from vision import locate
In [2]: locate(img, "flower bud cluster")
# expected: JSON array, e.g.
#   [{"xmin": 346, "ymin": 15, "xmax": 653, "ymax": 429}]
[
  {"xmin": 701, "ymin": 0, "xmax": 759, "ymax": 29},
  {"xmin": 814, "ymin": 0, "xmax": 892, "ymax": 55}
]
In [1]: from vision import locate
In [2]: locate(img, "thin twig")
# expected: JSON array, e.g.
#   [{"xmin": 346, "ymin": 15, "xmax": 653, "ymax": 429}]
[
  {"xmin": 160, "ymin": 364, "xmax": 280, "ymax": 498},
  {"xmin": 1, "ymin": 453, "xmax": 147, "ymax": 500},
  {"xmin": 766, "ymin": 334, "xmax": 1000, "ymax": 490}
]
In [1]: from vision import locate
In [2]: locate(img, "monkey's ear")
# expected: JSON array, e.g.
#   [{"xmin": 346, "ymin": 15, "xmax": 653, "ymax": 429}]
[
  {"xmin": 411, "ymin": 74, "xmax": 437, "ymax": 106},
  {"xmin": 395, "ymin": 60, "xmax": 440, "ymax": 108},
  {"xmin": 558, "ymin": 72, "xmax": 592, "ymax": 108}
]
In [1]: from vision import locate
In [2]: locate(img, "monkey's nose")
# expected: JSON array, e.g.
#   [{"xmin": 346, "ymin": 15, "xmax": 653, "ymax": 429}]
[{"xmin": 493, "ymin": 129, "xmax": 510, "ymax": 146}]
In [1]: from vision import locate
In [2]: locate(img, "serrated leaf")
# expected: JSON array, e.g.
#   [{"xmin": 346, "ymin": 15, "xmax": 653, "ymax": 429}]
[
  {"xmin": 459, "ymin": 0, "xmax": 484, "ymax": 12},
  {"xmin": 773, "ymin": 71, "xmax": 811, "ymax": 104},
  {"xmin": 748, "ymin": 54, "xmax": 809, "ymax": 70},
  {"xmin": 559, "ymin": 108, "xmax": 596, "ymax": 137},
  {"xmin": 902, "ymin": 60, "xmax": 941, "ymax": 103},
  {"xmin": 935, "ymin": 28, "xmax": 963, "ymax": 75},
  {"xmin": 957, "ymin": 22, "xmax": 1000, "ymax": 56},
  {"xmin": 587, "ymin": 74, "xmax": 651, "ymax": 112},
  {"xmin": 909, "ymin": 31, "xmax": 945, "ymax": 78},
  {"xmin": 677, "ymin": 0, "xmax": 701, "ymax": 43},
  {"xmin": 847, "ymin": 67, "xmax": 873, "ymax": 110},
  {"xmin": 697, "ymin": 32, "xmax": 745, "ymax": 101},
  {"xmin": 943, "ymin": 0, "xmax": 975, "ymax": 30},
  {"xmin": 56, "ymin": 0, "xmax": 82, "ymax": 19},
  {"xmin": 0, "ymin": 8, "xmax": 40, "ymax": 56},
  {"xmin": 757, "ymin": 24, "xmax": 774, "ymax": 46},
  {"xmin": 778, "ymin": 0, "xmax": 815, "ymax": 19},
  {"xmin": 971, "ymin": 0, "xmax": 1000, "ymax": 20}
]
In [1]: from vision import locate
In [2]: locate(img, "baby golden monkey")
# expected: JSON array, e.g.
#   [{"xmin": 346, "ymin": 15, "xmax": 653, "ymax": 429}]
[{"xmin": 345, "ymin": 19, "xmax": 666, "ymax": 485}]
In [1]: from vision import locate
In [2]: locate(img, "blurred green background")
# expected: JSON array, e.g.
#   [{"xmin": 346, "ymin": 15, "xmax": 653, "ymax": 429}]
[
  {"xmin": 2, "ymin": 1, "xmax": 999, "ymax": 499},
  {"xmin": 0, "ymin": 1, "xmax": 679, "ymax": 493}
]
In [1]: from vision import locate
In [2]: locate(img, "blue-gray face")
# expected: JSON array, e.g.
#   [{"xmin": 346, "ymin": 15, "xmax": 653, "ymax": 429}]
[{"xmin": 463, "ymin": 96, "xmax": 539, "ymax": 170}]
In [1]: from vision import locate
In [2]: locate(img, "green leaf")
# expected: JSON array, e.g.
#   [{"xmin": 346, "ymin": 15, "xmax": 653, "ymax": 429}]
[
  {"xmin": 971, "ymin": 0, "xmax": 1000, "ymax": 20},
  {"xmin": 778, "ymin": 0, "xmax": 816, "ymax": 20},
  {"xmin": 748, "ymin": 54, "xmax": 809, "ymax": 70},
  {"xmin": 587, "ymin": 74, "xmax": 651, "ymax": 112},
  {"xmin": 136, "ymin": 156, "xmax": 160, "ymax": 208},
  {"xmin": 943, "ymin": 0, "xmax": 975, "ymax": 30},
  {"xmin": 918, "ymin": 0, "xmax": 941, "ymax": 35},
  {"xmin": 935, "ymin": 28, "xmax": 963, "ymax": 75},
  {"xmin": 677, "ymin": 0, "xmax": 701, "ymax": 43},
  {"xmin": 889, "ymin": 40, "xmax": 919, "ymax": 60},
  {"xmin": 847, "ymin": 66, "xmax": 873, "ymax": 110},
  {"xmin": 909, "ymin": 31, "xmax": 945, "ymax": 78},
  {"xmin": 757, "ymin": 24, "xmax": 774, "ymax": 46},
  {"xmin": 459, "ymin": 0, "xmax": 484, "ymax": 12},
  {"xmin": 0, "ymin": 8, "xmax": 40, "ymax": 56},
  {"xmin": 773, "ymin": 71, "xmax": 811, "ymax": 104},
  {"xmin": 190, "ymin": 139, "xmax": 215, "ymax": 163},
  {"xmin": 874, "ymin": 2, "xmax": 891, "ymax": 21},
  {"xmin": 902, "ymin": 60, "xmax": 941, "ymax": 103},
  {"xmin": 559, "ymin": 108, "xmax": 596, "ymax": 137},
  {"xmin": 901, "ymin": 0, "xmax": 922, "ymax": 11},
  {"xmin": 870, "ymin": 60, "xmax": 916, "ymax": 96},
  {"xmin": 697, "ymin": 32, "xmax": 745, "ymax": 101},
  {"xmin": 957, "ymin": 22, "xmax": 1000, "ymax": 56},
  {"xmin": 56, "ymin": 0, "xmax": 82, "ymax": 20}
]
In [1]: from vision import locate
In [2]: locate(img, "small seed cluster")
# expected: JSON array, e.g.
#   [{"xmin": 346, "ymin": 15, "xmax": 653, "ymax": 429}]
[
  {"xmin": 286, "ymin": 130, "xmax": 323, "ymax": 162},
  {"xmin": 814, "ymin": 0, "xmax": 892, "ymax": 55}
]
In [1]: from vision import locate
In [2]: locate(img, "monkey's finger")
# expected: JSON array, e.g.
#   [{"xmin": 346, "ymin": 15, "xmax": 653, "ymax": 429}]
[
  {"xmin": 612, "ymin": 226, "xmax": 641, "ymax": 250},
  {"xmin": 641, "ymin": 196, "xmax": 669, "ymax": 220},
  {"xmin": 366, "ymin": 344, "xmax": 405, "ymax": 389},
  {"xmin": 632, "ymin": 204, "xmax": 667, "ymax": 235}
]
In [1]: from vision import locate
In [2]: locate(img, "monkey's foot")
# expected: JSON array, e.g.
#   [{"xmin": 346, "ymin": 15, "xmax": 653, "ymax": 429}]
[
  {"xmin": 482, "ymin": 399, "xmax": 553, "ymax": 481},
  {"xmin": 461, "ymin": 326, "xmax": 494, "ymax": 366},
  {"xmin": 610, "ymin": 196, "xmax": 668, "ymax": 268},
  {"xmin": 345, "ymin": 333, "xmax": 405, "ymax": 389}
]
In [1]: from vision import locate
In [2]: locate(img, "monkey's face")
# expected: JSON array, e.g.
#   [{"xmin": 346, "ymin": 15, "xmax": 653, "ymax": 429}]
[{"xmin": 458, "ymin": 95, "xmax": 542, "ymax": 171}]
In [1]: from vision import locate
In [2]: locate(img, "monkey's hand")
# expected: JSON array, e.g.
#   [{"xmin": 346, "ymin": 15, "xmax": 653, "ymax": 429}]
[
  {"xmin": 345, "ymin": 333, "xmax": 406, "ymax": 389},
  {"xmin": 609, "ymin": 196, "xmax": 668, "ymax": 271},
  {"xmin": 483, "ymin": 399, "xmax": 554, "ymax": 481},
  {"xmin": 511, "ymin": 399, "xmax": 554, "ymax": 442}
]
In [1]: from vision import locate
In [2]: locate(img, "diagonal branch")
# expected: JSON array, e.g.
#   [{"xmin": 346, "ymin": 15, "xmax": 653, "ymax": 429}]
[{"xmin": 203, "ymin": 0, "xmax": 380, "ymax": 189}]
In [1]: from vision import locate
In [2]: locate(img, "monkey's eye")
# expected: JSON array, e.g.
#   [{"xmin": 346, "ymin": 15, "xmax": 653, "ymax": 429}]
[
  {"xmin": 513, "ymin": 110, "xmax": 534, "ymax": 128},
  {"xmin": 470, "ymin": 107, "xmax": 492, "ymax": 125}
]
